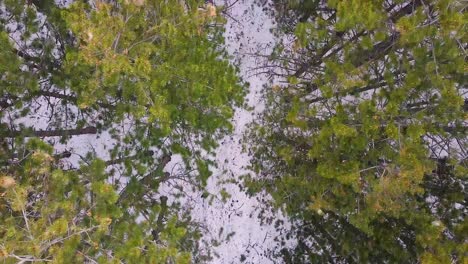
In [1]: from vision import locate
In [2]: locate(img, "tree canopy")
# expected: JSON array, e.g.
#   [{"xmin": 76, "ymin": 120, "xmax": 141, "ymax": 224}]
[
  {"xmin": 1, "ymin": 0, "xmax": 467, "ymax": 263},
  {"xmin": 248, "ymin": 0, "xmax": 467, "ymax": 262},
  {"xmin": 0, "ymin": 0, "xmax": 244, "ymax": 262}
]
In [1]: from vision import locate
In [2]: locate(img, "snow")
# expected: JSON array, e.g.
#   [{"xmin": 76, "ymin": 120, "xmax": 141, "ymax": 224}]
[{"xmin": 187, "ymin": 1, "xmax": 292, "ymax": 263}]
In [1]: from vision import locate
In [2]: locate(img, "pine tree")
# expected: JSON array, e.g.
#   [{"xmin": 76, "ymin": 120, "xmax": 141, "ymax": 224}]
[
  {"xmin": 0, "ymin": 1, "xmax": 244, "ymax": 262},
  {"xmin": 248, "ymin": 0, "xmax": 467, "ymax": 262}
]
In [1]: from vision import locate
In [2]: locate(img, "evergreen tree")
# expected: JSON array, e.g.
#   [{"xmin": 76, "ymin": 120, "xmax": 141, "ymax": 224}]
[
  {"xmin": 0, "ymin": 0, "xmax": 244, "ymax": 262},
  {"xmin": 248, "ymin": 0, "xmax": 467, "ymax": 262}
]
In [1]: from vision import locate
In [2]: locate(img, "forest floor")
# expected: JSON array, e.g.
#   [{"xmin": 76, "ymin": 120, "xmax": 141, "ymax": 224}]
[{"xmin": 188, "ymin": 1, "xmax": 291, "ymax": 263}]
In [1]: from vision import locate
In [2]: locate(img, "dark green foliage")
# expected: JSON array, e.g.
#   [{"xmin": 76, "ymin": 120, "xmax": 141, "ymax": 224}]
[{"xmin": 249, "ymin": 0, "xmax": 467, "ymax": 262}]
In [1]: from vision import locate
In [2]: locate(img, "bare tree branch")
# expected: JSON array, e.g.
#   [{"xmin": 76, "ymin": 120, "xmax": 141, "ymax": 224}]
[{"xmin": 3, "ymin": 126, "xmax": 97, "ymax": 138}]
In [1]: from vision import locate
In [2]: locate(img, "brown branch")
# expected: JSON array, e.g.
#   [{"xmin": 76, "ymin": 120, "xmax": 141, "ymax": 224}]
[
  {"xmin": 389, "ymin": 0, "xmax": 424, "ymax": 23},
  {"xmin": 351, "ymin": 33, "xmax": 400, "ymax": 67},
  {"xmin": 440, "ymin": 125, "xmax": 467, "ymax": 135},
  {"xmin": 12, "ymin": 44, "xmax": 62, "ymax": 70},
  {"xmin": 2, "ymin": 126, "xmax": 97, "ymax": 138},
  {"xmin": 116, "ymin": 154, "xmax": 172, "ymax": 205},
  {"xmin": 104, "ymin": 150, "xmax": 154, "ymax": 166},
  {"xmin": 13, "ymin": 48, "xmax": 41, "ymax": 64},
  {"xmin": 293, "ymin": 0, "xmax": 423, "ymax": 77},
  {"xmin": 0, "ymin": 99, "xmax": 13, "ymax": 109},
  {"xmin": 37, "ymin": 90, "xmax": 114, "ymax": 108},
  {"xmin": 293, "ymin": 31, "xmax": 365, "ymax": 78},
  {"xmin": 0, "ymin": 89, "xmax": 115, "ymax": 111},
  {"xmin": 151, "ymin": 196, "xmax": 168, "ymax": 241},
  {"xmin": 305, "ymin": 80, "xmax": 389, "ymax": 104},
  {"xmin": 3, "ymin": 90, "xmax": 110, "ymax": 109},
  {"xmin": 54, "ymin": 151, "xmax": 72, "ymax": 160}
]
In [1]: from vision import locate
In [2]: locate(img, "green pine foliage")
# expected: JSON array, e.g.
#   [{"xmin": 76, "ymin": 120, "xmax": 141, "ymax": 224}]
[
  {"xmin": 1, "ymin": 0, "xmax": 243, "ymax": 263},
  {"xmin": 2, "ymin": 0, "xmax": 467, "ymax": 263},
  {"xmin": 248, "ymin": 0, "xmax": 467, "ymax": 262},
  {"xmin": 0, "ymin": 142, "xmax": 191, "ymax": 263}
]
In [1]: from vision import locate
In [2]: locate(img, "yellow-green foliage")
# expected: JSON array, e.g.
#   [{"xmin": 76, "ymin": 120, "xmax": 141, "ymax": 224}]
[{"xmin": 0, "ymin": 0, "xmax": 244, "ymax": 263}]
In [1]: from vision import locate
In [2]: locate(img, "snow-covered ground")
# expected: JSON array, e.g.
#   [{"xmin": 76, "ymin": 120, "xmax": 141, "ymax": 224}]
[{"xmin": 189, "ymin": 1, "xmax": 291, "ymax": 263}]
